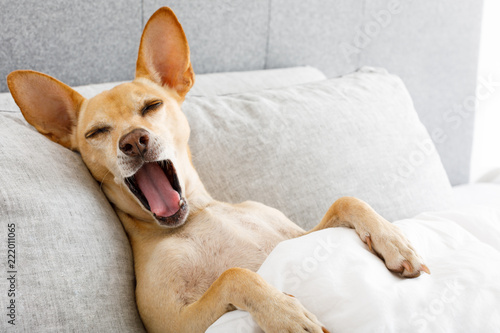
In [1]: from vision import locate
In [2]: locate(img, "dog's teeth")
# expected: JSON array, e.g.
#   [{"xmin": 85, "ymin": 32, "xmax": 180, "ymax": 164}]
[{"xmin": 179, "ymin": 198, "xmax": 185, "ymax": 208}]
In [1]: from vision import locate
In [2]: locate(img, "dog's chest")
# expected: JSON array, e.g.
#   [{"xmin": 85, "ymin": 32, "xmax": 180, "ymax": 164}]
[
  {"xmin": 161, "ymin": 202, "xmax": 299, "ymax": 304},
  {"xmin": 180, "ymin": 207, "xmax": 285, "ymax": 269}
]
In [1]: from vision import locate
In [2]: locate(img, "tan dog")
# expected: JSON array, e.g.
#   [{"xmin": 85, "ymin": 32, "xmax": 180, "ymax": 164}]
[{"xmin": 8, "ymin": 7, "xmax": 429, "ymax": 333}]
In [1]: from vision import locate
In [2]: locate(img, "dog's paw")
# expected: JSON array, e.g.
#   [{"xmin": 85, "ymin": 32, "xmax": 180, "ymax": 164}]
[
  {"xmin": 362, "ymin": 221, "xmax": 430, "ymax": 278},
  {"xmin": 254, "ymin": 292, "xmax": 329, "ymax": 333}
]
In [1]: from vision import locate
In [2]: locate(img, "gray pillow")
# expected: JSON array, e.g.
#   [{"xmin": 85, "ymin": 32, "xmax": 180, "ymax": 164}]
[
  {"xmin": 189, "ymin": 66, "xmax": 326, "ymax": 96},
  {"xmin": 0, "ymin": 111, "xmax": 146, "ymax": 332},
  {"xmin": 184, "ymin": 67, "xmax": 454, "ymax": 229}
]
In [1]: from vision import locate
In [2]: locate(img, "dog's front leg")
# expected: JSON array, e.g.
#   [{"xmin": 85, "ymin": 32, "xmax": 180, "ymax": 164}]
[
  {"xmin": 174, "ymin": 267, "xmax": 328, "ymax": 333},
  {"xmin": 309, "ymin": 197, "xmax": 430, "ymax": 278}
]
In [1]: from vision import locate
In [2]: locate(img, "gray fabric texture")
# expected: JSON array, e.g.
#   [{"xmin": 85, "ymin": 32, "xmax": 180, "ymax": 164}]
[
  {"xmin": 0, "ymin": 112, "xmax": 146, "ymax": 332},
  {"xmin": 184, "ymin": 68, "xmax": 454, "ymax": 229},
  {"xmin": 357, "ymin": 1, "xmax": 482, "ymax": 189},
  {"xmin": 0, "ymin": 0, "xmax": 141, "ymax": 94},
  {"xmin": 144, "ymin": 0, "xmax": 270, "ymax": 74},
  {"xmin": 266, "ymin": 0, "xmax": 483, "ymax": 185},
  {"xmin": 0, "ymin": 1, "xmax": 483, "ymax": 185},
  {"xmin": 189, "ymin": 66, "xmax": 327, "ymax": 97}
]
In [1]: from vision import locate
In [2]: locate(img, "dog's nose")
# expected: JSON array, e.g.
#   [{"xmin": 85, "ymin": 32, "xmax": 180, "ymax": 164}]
[{"xmin": 119, "ymin": 128, "xmax": 150, "ymax": 157}]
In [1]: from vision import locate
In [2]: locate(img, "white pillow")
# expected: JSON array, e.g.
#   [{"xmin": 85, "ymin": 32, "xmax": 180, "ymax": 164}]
[
  {"xmin": 184, "ymin": 67, "xmax": 454, "ymax": 229},
  {"xmin": 208, "ymin": 208, "xmax": 500, "ymax": 332}
]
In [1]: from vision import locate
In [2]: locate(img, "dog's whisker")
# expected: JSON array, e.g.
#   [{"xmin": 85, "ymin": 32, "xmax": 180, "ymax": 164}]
[
  {"xmin": 99, "ymin": 169, "xmax": 113, "ymax": 193},
  {"xmin": 117, "ymin": 169, "xmax": 129, "ymax": 198}
]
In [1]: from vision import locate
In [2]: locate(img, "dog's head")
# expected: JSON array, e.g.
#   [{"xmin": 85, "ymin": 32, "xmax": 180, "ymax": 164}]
[{"xmin": 7, "ymin": 8, "xmax": 195, "ymax": 228}]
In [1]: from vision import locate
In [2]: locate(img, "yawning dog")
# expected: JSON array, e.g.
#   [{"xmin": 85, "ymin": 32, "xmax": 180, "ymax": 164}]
[{"xmin": 7, "ymin": 7, "xmax": 429, "ymax": 333}]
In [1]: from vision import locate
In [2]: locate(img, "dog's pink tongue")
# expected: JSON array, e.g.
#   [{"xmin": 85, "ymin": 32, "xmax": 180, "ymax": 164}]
[{"xmin": 135, "ymin": 163, "xmax": 180, "ymax": 217}]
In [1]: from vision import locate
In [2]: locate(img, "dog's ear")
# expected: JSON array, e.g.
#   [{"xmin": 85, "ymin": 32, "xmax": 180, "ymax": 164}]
[
  {"xmin": 7, "ymin": 70, "xmax": 84, "ymax": 150},
  {"xmin": 135, "ymin": 7, "xmax": 194, "ymax": 100}
]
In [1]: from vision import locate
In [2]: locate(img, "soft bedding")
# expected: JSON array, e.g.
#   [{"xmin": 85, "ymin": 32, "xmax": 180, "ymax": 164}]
[
  {"xmin": 453, "ymin": 183, "xmax": 500, "ymax": 209},
  {"xmin": 207, "ymin": 205, "xmax": 500, "ymax": 332}
]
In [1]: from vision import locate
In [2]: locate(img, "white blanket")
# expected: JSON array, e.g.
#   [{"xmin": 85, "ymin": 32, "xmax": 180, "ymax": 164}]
[{"xmin": 207, "ymin": 203, "xmax": 500, "ymax": 332}]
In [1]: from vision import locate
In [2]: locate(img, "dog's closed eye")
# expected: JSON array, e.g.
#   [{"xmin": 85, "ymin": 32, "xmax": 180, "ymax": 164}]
[
  {"xmin": 85, "ymin": 126, "xmax": 111, "ymax": 139},
  {"xmin": 141, "ymin": 100, "xmax": 163, "ymax": 116}
]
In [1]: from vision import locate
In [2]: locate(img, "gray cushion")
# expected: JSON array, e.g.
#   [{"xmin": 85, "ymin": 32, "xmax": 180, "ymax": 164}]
[
  {"xmin": 189, "ymin": 66, "xmax": 326, "ymax": 96},
  {"xmin": 184, "ymin": 67, "xmax": 454, "ymax": 229},
  {"xmin": 0, "ymin": 111, "xmax": 146, "ymax": 332}
]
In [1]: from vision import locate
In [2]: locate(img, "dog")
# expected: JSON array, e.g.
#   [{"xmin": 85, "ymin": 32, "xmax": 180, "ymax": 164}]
[{"xmin": 7, "ymin": 7, "xmax": 429, "ymax": 333}]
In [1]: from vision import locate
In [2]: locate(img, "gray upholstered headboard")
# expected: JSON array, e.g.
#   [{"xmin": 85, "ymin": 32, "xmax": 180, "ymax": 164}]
[{"xmin": 0, "ymin": 1, "xmax": 483, "ymax": 185}]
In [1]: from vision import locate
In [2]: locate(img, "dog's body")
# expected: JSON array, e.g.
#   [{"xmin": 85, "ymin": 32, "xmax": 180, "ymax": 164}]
[{"xmin": 8, "ymin": 7, "xmax": 429, "ymax": 333}]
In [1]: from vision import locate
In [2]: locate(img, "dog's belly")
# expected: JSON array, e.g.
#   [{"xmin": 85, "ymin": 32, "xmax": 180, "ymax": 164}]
[{"xmin": 139, "ymin": 200, "xmax": 304, "ymax": 306}]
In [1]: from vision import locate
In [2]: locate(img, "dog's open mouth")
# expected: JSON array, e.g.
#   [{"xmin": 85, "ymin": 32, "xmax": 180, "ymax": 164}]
[{"xmin": 125, "ymin": 160, "xmax": 188, "ymax": 227}]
